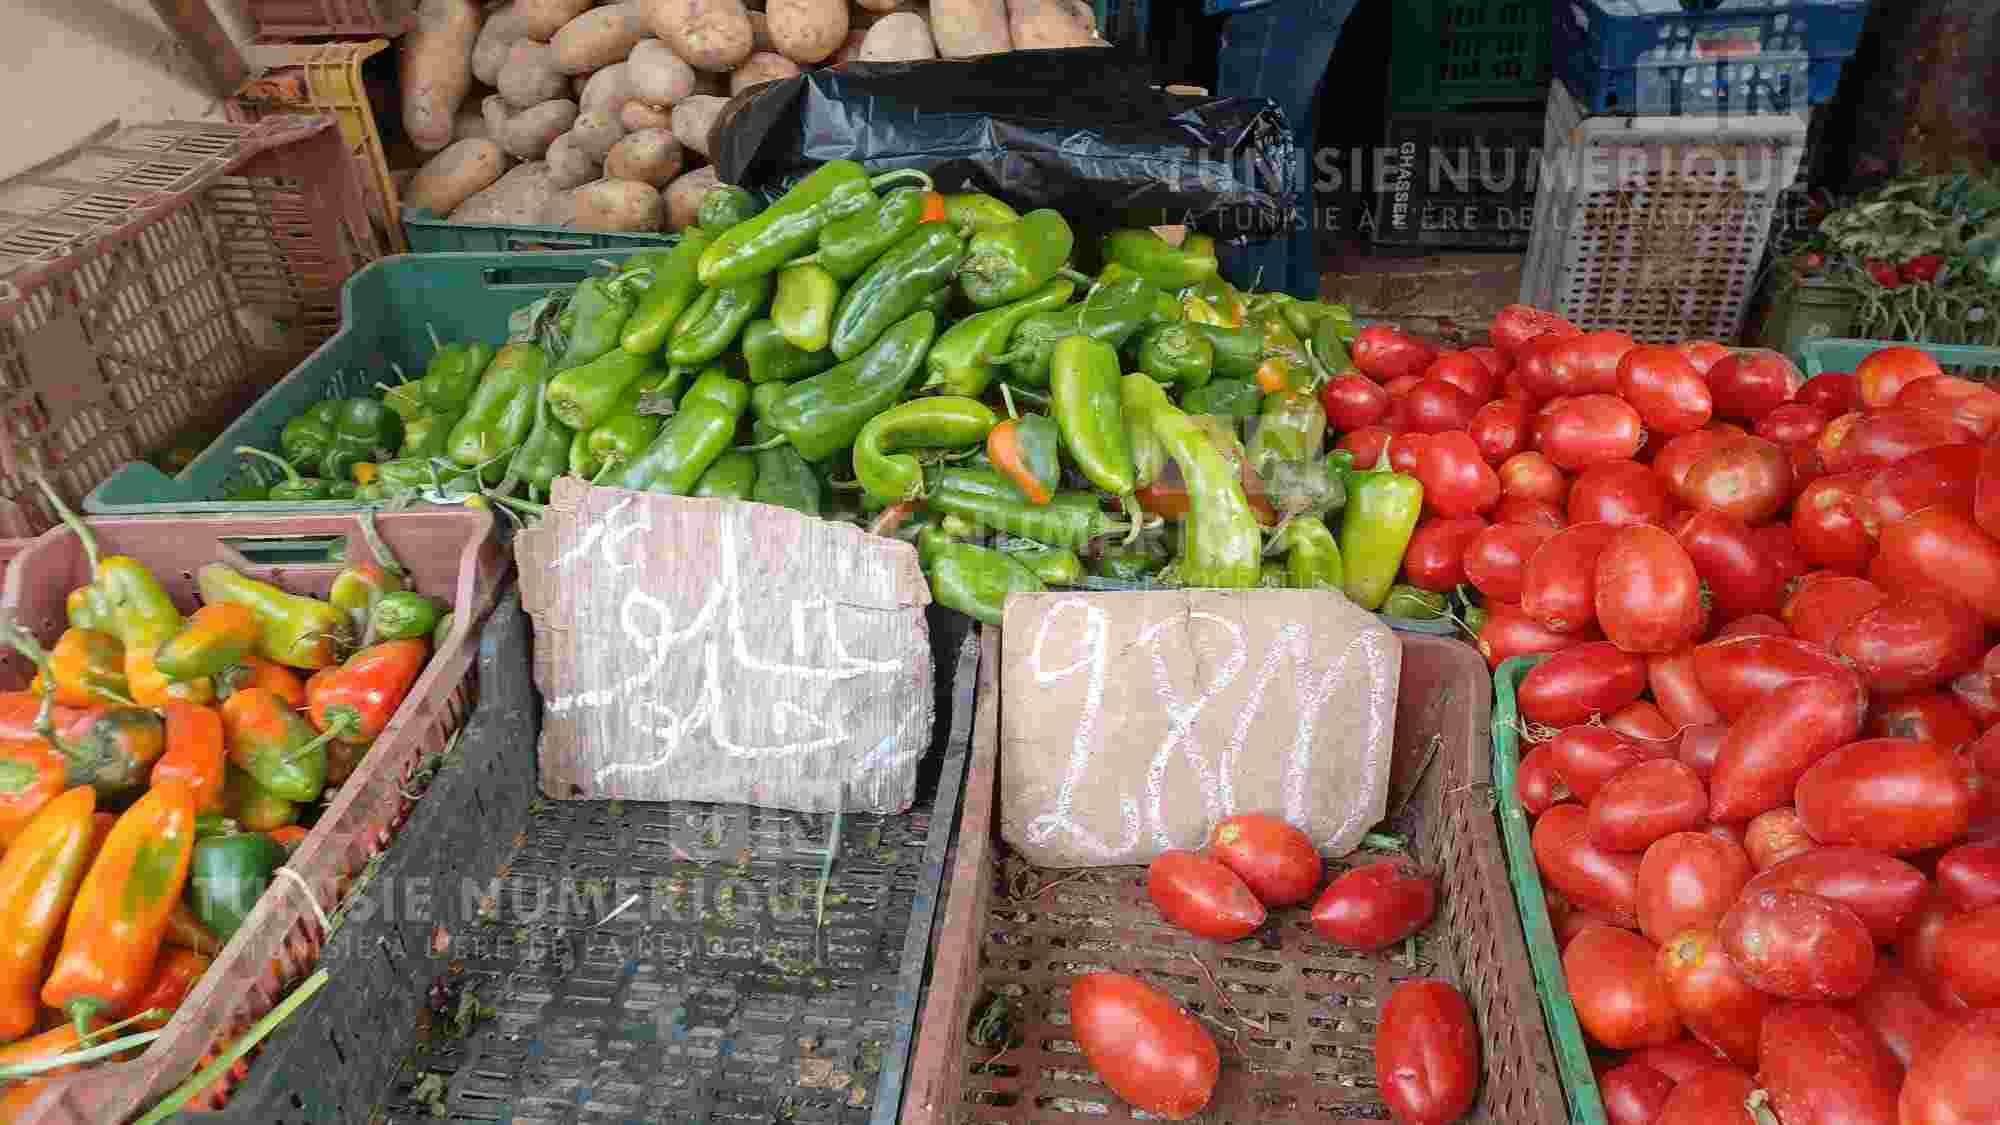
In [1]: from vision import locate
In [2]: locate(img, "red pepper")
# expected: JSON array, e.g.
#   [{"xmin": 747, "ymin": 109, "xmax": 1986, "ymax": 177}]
[
  {"xmin": 0, "ymin": 738, "xmax": 66, "ymax": 850},
  {"xmin": 0, "ymin": 693, "xmax": 97, "ymax": 745},
  {"xmin": 1867, "ymin": 259, "xmax": 1904, "ymax": 288},
  {"xmin": 127, "ymin": 946, "xmax": 213, "ymax": 1029},
  {"xmin": 0, "ymin": 787, "xmax": 98, "ymax": 1042},
  {"xmin": 152, "ymin": 702, "xmax": 228, "ymax": 815},
  {"xmin": 1900, "ymin": 254, "xmax": 1945, "ymax": 284},
  {"xmin": 218, "ymin": 655, "xmax": 308, "ymax": 709},
  {"xmin": 305, "ymin": 638, "xmax": 429, "ymax": 745}
]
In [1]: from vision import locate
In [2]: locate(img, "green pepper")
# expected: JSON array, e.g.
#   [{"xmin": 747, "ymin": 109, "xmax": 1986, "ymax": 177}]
[
  {"xmin": 621, "ymin": 229, "xmax": 716, "ymax": 356},
  {"xmin": 692, "ymin": 450, "xmax": 758, "ymax": 499},
  {"xmin": 1277, "ymin": 515, "xmax": 1344, "ymax": 590},
  {"xmin": 368, "ymin": 591, "xmax": 441, "ymax": 643},
  {"xmin": 750, "ymin": 422, "xmax": 825, "ymax": 515},
  {"xmin": 223, "ymin": 766, "xmax": 298, "ymax": 832},
  {"xmin": 773, "ymin": 262, "xmax": 840, "ymax": 352},
  {"xmin": 1264, "ymin": 457, "xmax": 1345, "ymax": 519},
  {"xmin": 556, "ymin": 274, "xmax": 641, "ymax": 370},
  {"xmin": 545, "ymin": 348, "xmax": 660, "ymax": 432},
  {"xmin": 1186, "ymin": 323, "xmax": 1267, "ymax": 382},
  {"xmin": 701, "ymin": 163, "xmax": 927, "ymax": 286},
  {"xmin": 854, "ymin": 397, "xmax": 997, "ymax": 509},
  {"xmin": 416, "ymin": 338, "xmax": 496, "ymax": 413},
  {"xmin": 1255, "ymin": 310, "xmax": 1311, "ymax": 372},
  {"xmin": 1134, "ymin": 323, "xmax": 1214, "ymax": 388},
  {"xmin": 1179, "ymin": 377, "xmax": 1261, "ymax": 419},
  {"xmin": 741, "ymin": 319, "xmax": 835, "ymax": 386},
  {"xmin": 1092, "ymin": 539, "xmax": 1167, "ymax": 583},
  {"xmin": 1247, "ymin": 390, "xmax": 1326, "ymax": 472},
  {"xmin": 922, "ymin": 279, "xmax": 1073, "ymax": 397},
  {"xmin": 925, "ymin": 467, "xmax": 1121, "ymax": 551},
  {"xmin": 1049, "ymin": 336, "xmax": 1137, "ymax": 518},
  {"xmin": 1383, "ymin": 584, "xmax": 1448, "ymax": 620},
  {"xmin": 1338, "ymin": 446, "xmax": 1425, "ymax": 611},
  {"xmin": 1123, "ymin": 377, "xmax": 1167, "ymax": 490},
  {"xmin": 942, "ymin": 192, "xmax": 1020, "ymax": 232},
  {"xmin": 569, "ymin": 427, "xmax": 603, "ymax": 480},
  {"xmin": 586, "ymin": 414, "xmax": 660, "ymax": 479},
  {"xmin": 765, "ymin": 310, "xmax": 936, "ymax": 462},
  {"xmin": 315, "ymin": 399, "xmax": 402, "ymax": 482},
  {"xmin": 916, "ymin": 524, "xmax": 955, "ymax": 570},
  {"xmin": 234, "ymin": 447, "xmax": 335, "ymax": 502},
  {"xmin": 1463, "ymin": 604, "xmax": 1490, "ymax": 635},
  {"xmin": 986, "ymin": 410, "xmax": 1063, "ymax": 505},
  {"xmin": 959, "ymin": 209, "xmax": 1074, "ymax": 309},
  {"xmin": 830, "ymin": 223, "xmax": 965, "ymax": 362},
  {"xmin": 997, "ymin": 538, "xmax": 1083, "ymax": 586},
  {"xmin": 997, "ymin": 308, "xmax": 1076, "ymax": 388},
  {"xmin": 219, "ymin": 688, "xmax": 332, "ymax": 802},
  {"xmin": 1312, "ymin": 313, "xmax": 1356, "ymax": 376},
  {"xmin": 698, "ymin": 185, "xmax": 765, "ymax": 232},
  {"xmin": 503, "ymin": 382, "xmax": 574, "ymax": 500},
  {"xmin": 1123, "ymin": 375, "xmax": 1261, "ymax": 588},
  {"xmin": 818, "ymin": 187, "xmax": 929, "ymax": 282},
  {"xmin": 1075, "ymin": 275, "xmax": 1157, "ymax": 351},
  {"xmin": 1259, "ymin": 562, "xmax": 1288, "ymax": 588},
  {"xmin": 279, "ymin": 402, "xmax": 340, "ymax": 466},
  {"xmin": 925, "ymin": 542, "xmax": 1044, "ymax": 626},
  {"xmin": 1188, "ymin": 274, "xmax": 1249, "ymax": 327},
  {"xmin": 1102, "ymin": 229, "xmax": 1218, "ymax": 289},
  {"xmin": 225, "ymin": 482, "xmax": 268, "ymax": 502},
  {"xmin": 750, "ymin": 379, "xmax": 786, "ymax": 423},
  {"xmin": 917, "ymin": 286, "xmax": 954, "ymax": 318},
  {"xmin": 397, "ymin": 408, "xmax": 461, "ymax": 460},
  {"xmin": 667, "ymin": 274, "xmax": 774, "ymax": 367},
  {"xmin": 608, "ymin": 369, "xmax": 750, "ymax": 494},
  {"xmin": 368, "ymin": 457, "xmax": 483, "ymax": 501},
  {"xmin": 187, "ymin": 831, "xmax": 288, "ymax": 942},
  {"xmin": 447, "ymin": 341, "xmax": 547, "ymax": 468},
  {"xmin": 1099, "ymin": 263, "xmax": 1182, "ymax": 325}
]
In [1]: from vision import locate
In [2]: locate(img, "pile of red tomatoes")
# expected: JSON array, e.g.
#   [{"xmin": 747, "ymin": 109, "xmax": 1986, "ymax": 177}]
[{"xmin": 1338, "ymin": 305, "xmax": 2000, "ymax": 1123}]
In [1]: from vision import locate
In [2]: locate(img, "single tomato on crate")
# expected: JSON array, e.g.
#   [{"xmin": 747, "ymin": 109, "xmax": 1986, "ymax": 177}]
[
  {"xmin": 1678, "ymin": 509, "xmax": 1785, "ymax": 621},
  {"xmin": 1617, "ymin": 345, "xmax": 1713, "ymax": 436},
  {"xmin": 1206, "ymin": 813, "xmax": 1321, "ymax": 908},
  {"xmin": 1707, "ymin": 673, "xmax": 1866, "ymax": 824},
  {"xmin": 1743, "ymin": 847, "xmax": 1927, "ymax": 944},
  {"xmin": 1547, "ymin": 725, "xmax": 1649, "ymax": 802},
  {"xmin": 1423, "ymin": 351, "xmax": 1498, "ymax": 402},
  {"xmin": 1587, "ymin": 759, "xmax": 1708, "ymax": 852},
  {"xmin": 1834, "ymin": 592, "xmax": 1986, "ymax": 695},
  {"xmin": 1653, "ymin": 425, "xmax": 1748, "ymax": 496},
  {"xmin": 1756, "ymin": 1005, "xmax": 1902, "ymax": 1125},
  {"xmin": 1564, "ymin": 926, "xmax": 1682, "ymax": 1049},
  {"xmin": 1856, "ymin": 345, "xmax": 1946, "ymax": 409},
  {"xmin": 1401, "ymin": 379, "xmax": 1483, "ymax": 434},
  {"xmin": 1068, "ymin": 973, "xmax": 1218, "ymax": 1121},
  {"xmin": 1795, "ymin": 738, "xmax": 1977, "ymax": 855},
  {"xmin": 1310, "ymin": 859, "xmax": 1437, "ymax": 950},
  {"xmin": 1534, "ymin": 804, "xmax": 1642, "ymax": 926},
  {"xmin": 1518, "ymin": 641, "xmax": 1648, "ymax": 727},
  {"xmin": 1373, "ymin": 980, "xmax": 1479, "ymax": 1125},
  {"xmin": 1414, "ymin": 432, "xmax": 1500, "ymax": 518},
  {"xmin": 1706, "ymin": 349, "xmax": 1803, "ymax": 422},
  {"xmin": 1516, "ymin": 744, "xmax": 1572, "ymax": 815},
  {"xmin": 1676, "ymin": 436, "xmax": 1792, "ymax": 526},
  {"xmin": 1476, "ymin": 602, "xmax": 1597, "ymax": 670},
  {"xmin": 1146, "ymin": 850, "xmax": 1265, "ymax": 941}
]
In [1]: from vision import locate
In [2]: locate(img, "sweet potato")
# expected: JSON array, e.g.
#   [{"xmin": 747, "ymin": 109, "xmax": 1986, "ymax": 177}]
[
  {"xmin": 450, "ymin": 161, "xmax": 560, "ymax": 225},
  {"xmin": 401, "ymin": 0, "xmax": 483, "ymax": 152},
  {"xmin": 604, "ymin": 128, "xmax": 684, "ymax": 186},
  {"xmin": 729, "ymin": 50, "xmax": 801, "ymax": 92},
  {"xmin": 765, "ymin": 0, "xmax": 847, "ymax": 63},
  {"xmin": 516, "ymin": 0, "xmax": 593, "ymax": 38},
  {"xmin": 929, "ymin": 0, "xmax": 1008, "ymax": 56},
  {"xmin": 620, "ymin": 100, "xmax": 673, "ymax": 130},
  {"xmin": 1005, "ymin": 0, "xmax": 1102, "ymax": 48},
  {"xmin": 664, "ymin": 166, "xmax": 720, "ymax": 231},
  {"xmin": 498, "ymin": 39, "xmax": 569, "ymax": 107},
  {"xmin": 647, "ymin": 0, "xmax": 755, "ymax": 72},
  {"xmin": 563, "ymin": 179, "xmax": 667, "ymax": 231},
  {"xmin": 626, "ymin": 38, "xmax": 697, "ymax": 105},
  {"xmin": 499, "ymin": 98, "xmax": 579, "ymax": 158},
  {"xmin": 568, "ymin": 109, "xmax": 627, "ymax": 160},
  {"xmin": 855, "ymin": 11, "xmax": 933, "ymax": 59},
  {"xmin": 551, "ymin": 2, "xmax": 648, "ymax": 74},
  {"xmin": 405, "ymin": 138, "xmax": 509, "ymax": 214},
  {"xmin": 544, "ymin": 132, "xmax": 602, "ymax": 188},
  {"xmin": 472, "ymin": 3, "xmax": 529, "ymax": 85},
  {"xmin": 669, "ymin": 95, "xmax": 729, "ymax": 158}
]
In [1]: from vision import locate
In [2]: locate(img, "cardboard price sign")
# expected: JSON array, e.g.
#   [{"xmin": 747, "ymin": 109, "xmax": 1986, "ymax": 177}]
[
  {"xmin": 999, "ymin": 589, "xmax": 1401, "ymax": 868},
  {"xmin": 516, "ymin": 478, "xmax": 935, "ymax": 813}
]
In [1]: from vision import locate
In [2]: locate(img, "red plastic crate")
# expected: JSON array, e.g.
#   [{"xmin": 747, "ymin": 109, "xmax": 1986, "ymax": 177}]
[{"xmin": 244, "ymin": 0, "xmax": 414, "ymax": 40}]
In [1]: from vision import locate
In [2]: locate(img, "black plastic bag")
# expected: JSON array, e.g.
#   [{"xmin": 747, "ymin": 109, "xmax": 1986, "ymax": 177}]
[{"xmin": 711, "ymin": 50, "xmax": 1296, "ymax": 237}]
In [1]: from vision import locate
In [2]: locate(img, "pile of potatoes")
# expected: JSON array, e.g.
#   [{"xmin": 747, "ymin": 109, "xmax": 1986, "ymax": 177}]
[{"xmin": 397, "ymin": 0, "xmax": 1106, "ymax": 233}]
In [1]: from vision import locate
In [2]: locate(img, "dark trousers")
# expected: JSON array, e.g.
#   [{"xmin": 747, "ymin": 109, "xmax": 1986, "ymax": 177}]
[{"xmin": 1214, "ymin": 0, "xmax": 1362, "ymax": 298}]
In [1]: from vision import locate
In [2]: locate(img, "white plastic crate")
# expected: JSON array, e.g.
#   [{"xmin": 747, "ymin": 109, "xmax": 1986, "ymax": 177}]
[{"xmin": 1521, "ymin": 81, "xmax": 1810, "ymax": 342}]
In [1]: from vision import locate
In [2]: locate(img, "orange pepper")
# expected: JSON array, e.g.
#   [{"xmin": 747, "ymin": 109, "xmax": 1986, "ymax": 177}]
[
  {"xmin": 0, "ymin": 1079, "xmax": 49, "ymax": 1122},
  {"xmin": 41, "ymin": 781, "xmax": 197, "ymax": 1035},
  {"xmin": 219, "ymin": 656, "xmax": 306, "ymax": 709},
  {"xmin": 0, "ymin": 787, "xmax": 98, "ymax": 1042},
  {"xmin": 986, "ymin": 417, "xmax": 1058, "ymax": 506},
  {"xmin": 125, "ymin": 630, "xmax": 214, "ymax": 708},
  {"xmin": 919, "ymin": 191, "xmax": 949, "ymax": 224},
  {"xmin": 127, "ymin": 947, "xmax": 211, "ymax": 1030},
  {"xmin": 164, "ymin": 902, "xmax": 221, "ymax": 957},
  {"xmin": 153, "ymin": 604, "xmax": 261, "ymax": 684},
  {"xmin": 90, "ymin": 813, "xmax": 115, "ymax": 853},
  {"xmin": 1254, "ymin": 356, "xmax": 1294, "ymax": 395},
  {"xmin": 0, "ymin": 740, "xmax": 66, "ymax": 851},
  {"xmin": 305, "ymin": 639, "xmax": 430, "ymax": 745},
  {"xmin": 152, "ymin": 703, "xmax": 228, "ymax": 815},
  {"xmin": 42, "ymin": 630, "xmax": 129, "ymax": 707},
  {"xmin": 0, "ymin": 1019, "xmax": 102, "ymax": 1070},
  {"xmin": 266, "ymin": 825, "xmax": 308, "ymax": 849}
]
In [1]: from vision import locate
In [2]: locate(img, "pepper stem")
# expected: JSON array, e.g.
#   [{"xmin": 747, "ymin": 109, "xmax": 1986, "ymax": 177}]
[
  {"xmin": 284, "ymin": 710, "xmax": 359, "ymax": 765},
  {"xmin": 869, "ymin": 169, "xmax": 933, "ymax": 192},
  {"xmin": 489, "ymin": 493, "xmax": 547, "ymax": 519},
  {"xmin": 1057, "ymin": 268, "xmax": 1094, "ymax": 288},
  {"xmin": 995, "ymin": 380, "xmax": 1047, "ymax": 406},
  {"xmin": 1119, "ymin": 494, "xmax": 1144, "ymax": 546},
  {"xmin": 237, "ymin": 446, "xmax": 305, "ymax": 488},
  {"xmin": 33, "ymin": 476, "xmax": 99, "ymax": 575},
  {"xmin": 131, "ymin": 969, "xmax": 329, "ymax": 1125},
  {"xmin": 999, "ymin": 384, "xmax": 1019, "ymax": 421},
  {"xmin": 736, "ymin": 435, "xmax": 788, "ymax": 453},
  {"xmin": 427, "ymin": 323, "xmax": 443, "ymax": 356}
]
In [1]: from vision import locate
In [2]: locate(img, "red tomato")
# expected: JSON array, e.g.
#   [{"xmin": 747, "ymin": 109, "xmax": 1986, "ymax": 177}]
[
  {"xmin": 1538, "ymin": 394, "xmax": 1646, "ymax": 470},
  {"xmin": 1477, "ymin": 602, "xmax": 1597, "ymax": 670},
  {"xmin": 1414, "ymin": 431, "xmax": 1501, "ymax": 517},
  {"xmin": 1632, "ymin": 1038, "xmax": 1733, "ymax": 1084},
  {"xmin": 1677, "ymin": 436, "xmax": 1792, "ymax": 526},
  {"xmin": 1423, "ymin": 351, "xmax": 1498, "ymax": 402},
  {"xmin": 1692, "ymin": 633, "xmax": 1860, "ymax": 721},
  {"xmin": 1401, "ymin": 379, "xmax": 1484, "ymax": 435},
  {"xmin": 1069, "ymin": 973, "xmax": 1219, "ymax": 1120},
  {"xmin": 1756, "ymin": 402, "xmax": 1833, "ymax": 447},
  {"xmin": 1383, "ymin": 374, "xmax": 1424, "ymax": 399},
  {"xmin": 1202, "ymin": 813, "xmax": 1321, "ymax": 908},
  {"xmin": 1319, "ymin": 374, "xmax": 1390, "ymax": 431},
  {"xmin": 1835, "ymin": 592, "xmax": 1987, "ymax": 695},
  {"xmin": 1402, "ymin": 516, "xmax": 1486, "ymax": 592},
  {"xmin": 1468, "ymin": 397, "xmax": 1531, "ymax": 465},
  {"xmin": 1608, "ymin": 700, "xmax": 1681, "ymax": 755},
  {"xmin": 1975, "ymin": 442, "xmax": 2000, "ymax": 542},
  {"xmin": 1937, "ymin": 908, "xmax": 2000, "ymax": 1008},
  {"xmin": 1851, "ymin": 963, "xmax": 1957, "ymax": 1071},
  {"xmin": 1782, "ymin": 573, "xmax": 1887, "ymax": 648},
  {"xmin": 1373, "ymin": 981, "xmax": 1480, "ymax": 1125},
  {"xmin": 1745, "ymin": 848, "xmax": 1928, "ymax": 944},
  {"xmin": 1649, "ymin": 648, "xmax": 1723, "ymax": 730},
  {"xmin": 1899, "ymin": 890, "xmax": 1964, "ymax": 1008},
  {"xmin": 1717, "ymin": 614, "xmax": 1786, "ymax": 638},
  {"xmin": 1900, "ymin": 1012, "xmax": 2000, "ymax": 1125},
  {"xmin": 1389, "ymin": 433, "xmax": 1427, "ymax": 476},
  {"xmin": 1796, "ymin": 371, "xmax": 1860, "ymax": 415},
  {"xmin": 1872, "ymin": 507, "xmax": 2000, "ymax": 625},
  {"xmin": 1618, "ymin": 346, "xmax": 1714, "ymax": 437},
  {"xmin": 1589, "ymin": 760, "xmax": 1709, "ymax": 853},
  {"xmin": 1951, "ymin": 669, "xmax": 2000, "ymax": 729},
  {"xmin": 1869, "ymin": 692, "xmax": 1979, "ymax": 748},
  {"xmin": 1498, "ymin": 451, "xmax": 1568, "ymax": 504},
  {"xmin": 1463, "ymin": 523, "xmax": 1557, "ymax": 603},
  {"xmin": 1653, "ymin": 426, "xmax": 1748, "ymax": 496},
  {"xmin": 1860, "ymin": 443, "xmax": 1980, "ymax": 532},
  {"xmin": 1674, "ymin": 340, "xmax": 1732, "ymax": 376},
  {"xmin": 1351, "ymin": 325, "xmax": 1436, "ymax": 382},
  {"xmin": 1517, "ymin": 744, "xmax": 1573, "ymax": 815},
  {"xmin": 1535, "ymin": 803, "xmax": 1642, "ymax": 925},
  {"xmin": 1466, "ymin": 344, "xmax": 1511, "ymax": 376},
  {"xmin": 1744, "ymin": 808, "xmax": 1817, "ymax": 871},
  {"xmin": 1721, "ymin": 889, "xmax": 1876, "ymax": 999},
  {"xmin": 1492, "ymin": 496, "xmax": 1567, "ymax": 529},
  {"xmin": 1658, "ymin": 927, "xmax": 1769, "ymax": 1067},
  {"xmin": 1677, "ymin": 723, "xmax": 1730, "ymax": 785},
  {"xmin": 1788, "ymin": 443, "xmax": 1827, "ymax": 499},
  {"xmin": 1897, "ymin": 375, "xmax": 2000, "ymax": 440},
  {"xmin": 1521, "ymin": 522, "xmax": 1621, "ymax": 634},
  {"xmin": 1310, "ymin": 859, "xmax": 1437, "ymax": 950},
  {"xmin": 1490, "ymin": 304, "xmax": 1579, "ymax": 358},
  {"xmin": 1791, "ymin": 471, "xmax": 1878, "ymax": 574},
  {"xmin": 1707, "ymin": 349, "xmax": 1804, "ymax": 422},
  {"xmin": 1600, "ymin": 1063, "xmax": 1675, "ymax": 1125},
  {"xmin": 1512, "ymin": 337, "xmax": 1569, "ymax": 402},
  {"xmin": 1520, "ymin": 642, "xmax": 1648, "ymax": 727},
  {"xmin": 1636, "ymin": 831, "xmax": 1753, "ymax": 944},
  {"xmin": 1796, "ymin": 738, "xmax": 1977, "ymax": 855},
  {"xmin": 1822, "ymin": 407, "xmax": 1974, "ymax": 473},
  {"xmin": 1856, "ymin": 345, "xmax": 1946, "ymax": 410},
  {"xmin": 1595, "ymin": 525, "xmax": 1706, "ymax": 654},
  {"xmin": 1336, "ymin": 426, "xmax": 1392, "ymax": 468},
  {"xmin": 1547, "ymin": 724, "xmax": 1649, "ymax": 802},
  {"xmin": 1565, "ymin": 926, "xmax": 1682, "ymax": 1048},
  {"xmin": 1658, "ymin": 1068, "xmax": 1757, "ymax": 1125},
  {"xmin": 1708, "ymin": 673, "xmax": 1867, "ymax": 823},
  {"xmin": 1752, "ymin": 524, "xmax": 1807, "ymax": 590},
  {"xmin": 1676, "ymin": 508, "xmax": 1784, "ymax": 621},
  {"xmin": 1146, "ymin": 850, "xmax": 1266, "ymax": 941},
  {"xmin": 1543, "ymin": 331, "xmax": 1639, "ymax": 397},
  {"xmin": 1938, "ymin": 842, "xmax": 2000, "ymax": 913},
  {"xmin": 1757, "ymin": 1004, "xmax": 1902, "ymax": 1125},
  {"xmin": 1570, "ymin": 461, "xmax": 1673, "ymax": 528}
]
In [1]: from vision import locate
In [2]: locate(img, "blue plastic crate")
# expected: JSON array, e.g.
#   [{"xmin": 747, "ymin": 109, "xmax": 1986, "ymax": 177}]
[
  {"xmin": 1801, "ymin": 337, "xmax": 2000, "ymax": 381},
  {"xmin": 1553, "ymin": 0, "xmax": 1868, "ymax": 116},
  {"xmin": 402, "ymin": 207, "xmax": 680, "ymax": 253}
]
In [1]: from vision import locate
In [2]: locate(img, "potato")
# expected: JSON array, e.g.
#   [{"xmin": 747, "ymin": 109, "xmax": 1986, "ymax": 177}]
[
  {"xmin": 620, "ymin": 100, "xmax": 673, "ymax": 130},
  {"xmin": 516, "ymin": 0, "xmax": 592, "ymax": 37},
  {"xmin": 1005, "ymin": 0, "xmax": 1102, "ymax": 48},
  {"xmin": 664, "ymin": 166, "xmax": 720, "ymax": 231},
  {"xmin": 450, "ymin": 161, "xmax": 560, "ymax": 224},
  {"xmin": 929, "ymin": 0, "xmax": 1007, "ymax": 56},
  {"xmin": 824, "ymin": 28, "xmax": 867, "ymax": 66},
  {"xmin": 482, "ymin": 93, "xmax": 516, "ymax": 139},
  {"xmin": 551, "ymin": 2, "xmax": 648, "ymax": 74},
  {"xmin": 627, "ymin": 38, "xmax": 697, "ymax": 104},
  {"xmin": 402, "ymin": 0, "xmax": 483, "ymax": 152},
  {"xmin": 565, "ymin": 179, "xmax": 667, "ymax": 231},
  {"xmin": 855, "ymin": 11, "xmax": 933, "ymax": 59},
  {"xmin": 453, "ymin": 106, "xmax": 493, "ymax": 141},
  {"xmin": 604, "ymin": 128, "xmax": 685, "ymax": 186},
  {"xmin": 669, "ymin": 95, "xmax": 729, "ymax": 158},
  {"xmin": 472, "ymin": 3, "xmax": 528, "ymax": 85},
  {"xmin": 545, "ymin": 132, "xmax": 602, "ymax": 188},
  {"xmin": 568, "ymin": 109, "xmax": 627, "ymax": 160},
  {"xmin": 578, "ymin": 60, "xmax": 633, "ymax": 115},
  {"xmin": 405, "ymin": 138, "xmax": 509, "ymax": 214},
  {"xmin": 765, "ymin": 0, "xmax": 847, "ymax": 64},
  {"xmin": 748, "ymin": 10, "xmax": 774, "ymax": 49},
  {"xmin": 646, "ymin": 0, "xmax": 754, "ymax": 72},
  {"xmin": 498, "ymin": 39, "xmax": 569, "ymax": 107},
  {"xmin": 729, "ymin": 50, "xmax": 800, "ymax": 93},
  {"xmin": 499, "ymin": 98, "xmax": 579, "ymax": 157}
]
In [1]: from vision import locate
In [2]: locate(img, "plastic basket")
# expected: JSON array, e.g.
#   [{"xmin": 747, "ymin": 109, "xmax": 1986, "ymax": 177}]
[
  {"xmin": 902, "ymin": 630, "xmax": 1572, "ymax": 1124},
  {"xmin": 1373, "ymin": 107, "xmax": 1544, "ymax": 250},
  {"xmin": 85, "ymin": 248, "xmax": 644, "ymax": 516},
  {"xmin": 228, "ymin": 40, "xmax": 405, "ymax": 254},
  {"xmin": 2, "ymin": 507, "xmax": 508, "ymax": 1123},
  {"xmin": 1521, "ymin": 80, "xmax": 1808, "ymax": 343},
  {"xmin": 402, "ymin": 207, "xmax": 685, "ymax": 253},
  {"xmin": 1801, "ymin": 336, "xmax": 2000, "ymax": 381},
  {"xmin": 242, "ymin": 0, "xmax": 413, "ymax": 40},
  {"xmin": 1490, "ymin": 654, "xmax": 1605, "ymax": 1124},
  {"xmin": 1390, "ymin": 0, "xmax": 1551, "ymax": 112},
  {"xmin": 0, "ymin": 116, "xmax": 382, "ymax": 531},
  {"xmin": 1554, "ymin": 0, "xmax": 1867, "ymax": 117}
]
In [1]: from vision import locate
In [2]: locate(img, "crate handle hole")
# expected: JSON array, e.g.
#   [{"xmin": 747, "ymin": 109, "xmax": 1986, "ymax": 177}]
[
  {"xmin": 219, "ymin": 534, "xmax": 351, "ymax": 566},
  {"xmin": 483, "ymin": 265, "xmax": 595, "ymax": 288}
]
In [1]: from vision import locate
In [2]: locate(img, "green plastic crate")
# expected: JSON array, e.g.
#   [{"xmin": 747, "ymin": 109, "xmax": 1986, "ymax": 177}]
[
  {"xmin": 1491, "ymin": 654, "xmax": 1608, "ymax": 1125},
  {"xmin": 85, "ymin": 249, "xmax": 644, "ymax": 515},
  {"xmin": 1801, "ymin": 336, "xmax": 2000, "ymax": 381},
  {"xmin": 402, "ymin": 207, "xmax": 681, "ymax": 253},
  {"xmin": 1390, "ymin": 0, "xmax": 1552, "ymax": 112}
]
